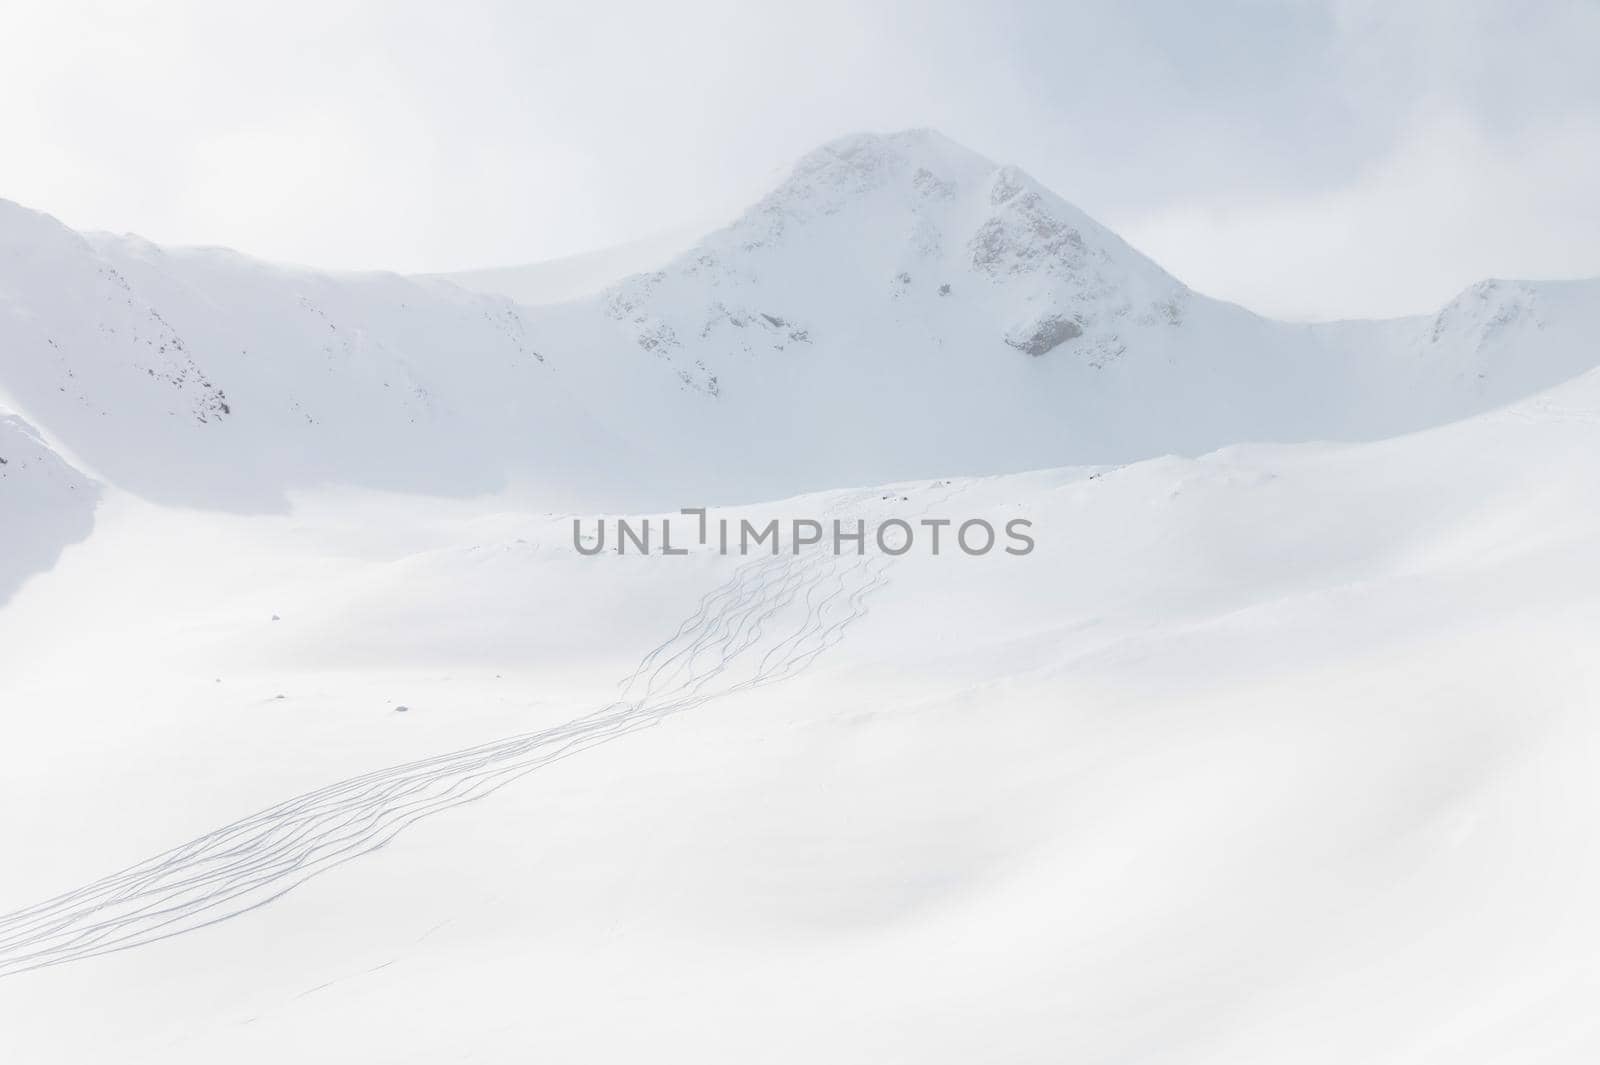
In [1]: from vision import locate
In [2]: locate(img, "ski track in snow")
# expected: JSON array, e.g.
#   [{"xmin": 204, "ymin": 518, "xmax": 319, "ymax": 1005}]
[{"xmin": 0, "ymin": 485, "xmax": 956, "ymax": 978}]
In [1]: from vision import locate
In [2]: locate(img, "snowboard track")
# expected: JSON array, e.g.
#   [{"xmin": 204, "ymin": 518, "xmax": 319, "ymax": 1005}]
[{"xmin": 0, "ymin": 485, "xmax": 956, "ymax": 978}]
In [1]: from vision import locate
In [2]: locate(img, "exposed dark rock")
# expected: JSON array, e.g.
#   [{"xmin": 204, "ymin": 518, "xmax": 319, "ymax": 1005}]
[{"xmin": 1004, "ymin": 314, "xmax": 1083, "ymax": 356}]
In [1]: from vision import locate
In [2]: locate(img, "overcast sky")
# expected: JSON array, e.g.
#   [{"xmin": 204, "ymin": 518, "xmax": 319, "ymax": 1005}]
[{"xmin": 2, "ymin": 0, "xmax": 1597, "ymax": 319}]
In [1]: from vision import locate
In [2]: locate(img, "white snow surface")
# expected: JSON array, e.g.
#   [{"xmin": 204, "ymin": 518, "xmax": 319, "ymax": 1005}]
[
  {"xmin": 0, "ymin": 407, "xmax": 97, "ymax": 603},
  {"xmin": 3, "ymin": 129, "xmax": 1600, "ymax": 1062},
  {"xmin": 422, "ymin": 223, "xmax": 708, "ymax": 307}
]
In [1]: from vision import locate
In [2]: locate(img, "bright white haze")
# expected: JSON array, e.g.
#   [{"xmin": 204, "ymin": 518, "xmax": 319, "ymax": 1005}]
[{"xmin": 1, "ymin": 0, "xmax": 1598, "ymax": 319}]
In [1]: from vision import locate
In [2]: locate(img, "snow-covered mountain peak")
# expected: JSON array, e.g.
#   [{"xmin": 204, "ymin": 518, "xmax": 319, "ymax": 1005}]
[
  {"xmin": 1428, "ymin": 278, "xmax": 1543, "ymax": 347},
  {"xmin": 701, "ymin": 129, "xmax": 1177, "ymax": 291},
  {"xmin": 754, "ymin": 128, "xmax": 996, "ymax": 218},
  {"xmin": 592, "ymin": 128, "xmax": 1189, "ymax": 383},
  {"xmin": 681, "ymin": 127, "xmax": 1005, "ymax": 265}
]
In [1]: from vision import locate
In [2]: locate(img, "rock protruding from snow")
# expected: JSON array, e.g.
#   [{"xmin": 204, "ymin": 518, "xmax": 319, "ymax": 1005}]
[{"xmin": 1005, "ymin": 314, "xmax": 1084, "ymax": 355}]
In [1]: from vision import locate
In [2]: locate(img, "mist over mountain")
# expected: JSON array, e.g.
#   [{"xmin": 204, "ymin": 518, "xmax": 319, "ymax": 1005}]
[{"xmin": 5, "ymin": 129, "xmax": 1598, "ymax": 528}]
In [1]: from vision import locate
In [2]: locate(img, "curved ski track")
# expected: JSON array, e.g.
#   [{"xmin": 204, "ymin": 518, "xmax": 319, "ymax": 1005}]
[{"xmin": 0, "ymin": 486, "xmax": 956, "ymax": 977}]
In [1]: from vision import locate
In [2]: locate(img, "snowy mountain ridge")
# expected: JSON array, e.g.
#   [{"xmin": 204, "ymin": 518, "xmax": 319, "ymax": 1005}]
[{"xmin": 4, "ymin": 128, "xmax": 1600, "ymax": 592}]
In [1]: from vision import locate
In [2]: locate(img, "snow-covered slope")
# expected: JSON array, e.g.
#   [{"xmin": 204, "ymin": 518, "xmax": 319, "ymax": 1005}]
[
  {"xmin": 422, "ymin": 223, "xmax": 705, "ymax": 306},
  {"xmin": 7, "ymin": 131, "xmax": 1600, "ymax": 515},
  {"xmin": 3, "ymin": 367, "xmax": 1599, "ymax": 1061},
  {"xmin": 0, "ymin": 407, "xmax": 97, "ymax": 604},
  {"xmin": 524, "ymin": 129, "xmax": 1600, "ymax": 490},
  {"xmin": 0, "ymin": 197, "xmax": 635, "ymax": 511},
  {"xmin": 5, "ymin": 125, "xmax": 1600, "ymax": 1063}
]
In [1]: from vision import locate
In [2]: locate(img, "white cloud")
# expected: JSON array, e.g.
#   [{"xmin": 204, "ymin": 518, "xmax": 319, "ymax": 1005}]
[
  {"xmin": 1, "ymin": 0, "xmax": 1595, "ymax": 317},
  {"xmin": 1120, "ymin": 114, "xmax": 1600, "ymax": 320}
]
